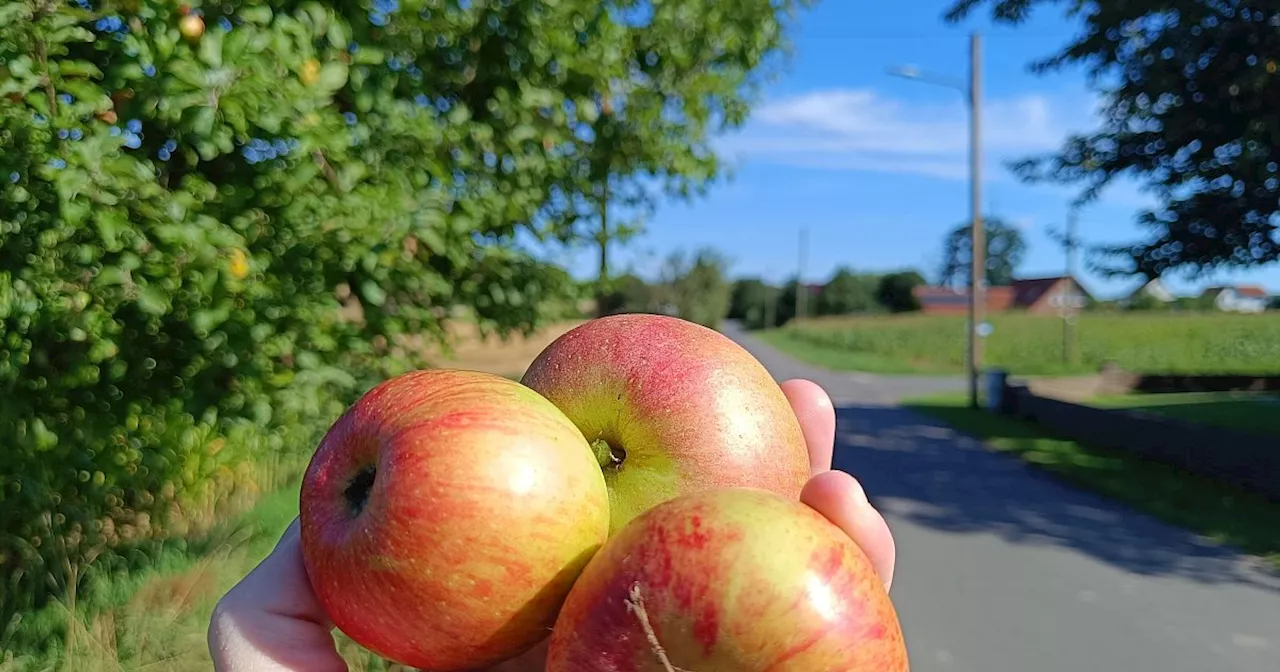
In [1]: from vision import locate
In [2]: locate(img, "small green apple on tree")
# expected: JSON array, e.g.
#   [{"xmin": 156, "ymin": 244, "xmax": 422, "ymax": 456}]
[
  {"xmin": 298, "ymin": 370, "xmax": 610, "ymax": 671},
  {"xmin": 521, "ymin": 314, "xmax": 812, "ymax": 533},
  {"xmin": 546, "ymin": 488, "xmax": 909, "ymax": 671}
]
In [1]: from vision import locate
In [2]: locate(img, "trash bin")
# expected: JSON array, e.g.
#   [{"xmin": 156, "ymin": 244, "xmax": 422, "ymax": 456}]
[{"xmin": 984, "ymin": 369, "xmax": 1008, "ymax": 412}]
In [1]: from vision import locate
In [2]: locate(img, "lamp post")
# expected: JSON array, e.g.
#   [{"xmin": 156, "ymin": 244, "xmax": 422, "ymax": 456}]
[{"xmin": 890, "ymin": 33, "xmax": 984, "ymax": 409}]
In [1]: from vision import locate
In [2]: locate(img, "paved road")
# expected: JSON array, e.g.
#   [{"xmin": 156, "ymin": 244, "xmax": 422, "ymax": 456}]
[{"xmin": 722, "ymin": 323, "xmax": 1280, "ymax": 672}]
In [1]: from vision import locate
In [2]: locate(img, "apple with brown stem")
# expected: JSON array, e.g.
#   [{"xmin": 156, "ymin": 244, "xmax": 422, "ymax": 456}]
[
  {"xmin": 546, "ymin": 487, "xmax": 909, "ymax": 671},
  {"xmin": 299, "ymin": 369, "xmax": 610, "ymax": 671},
  {"xmin": 521, "ymin": 313, "xmax": 811, "ymax": 533}
]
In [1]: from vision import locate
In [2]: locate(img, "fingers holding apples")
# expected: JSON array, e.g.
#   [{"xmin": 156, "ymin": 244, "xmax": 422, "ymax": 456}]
[
  {"xmin": 543, "ymin": 488, "xmax": 907, "ymax": 672},
  {"xmin": 778, "ymin": 378, "xmax": 895, "ymax": 590},
  {"xmin": 801, "ymin": 470, "xmax": 897, "ymax": 591},
  {"xmin": 208, "ymin": 519, "xmax": 348, "ymax": 672},
  {"xmin": 779, "ymin": 378, "xmax": 836, "ymax": 474},
  {"xmin": 211, "ymin": 314, "xmax": 904, "ymax": 672}
]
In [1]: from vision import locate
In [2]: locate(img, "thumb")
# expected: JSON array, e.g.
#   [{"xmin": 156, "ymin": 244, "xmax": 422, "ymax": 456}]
[{"xmin": 209, "ymin": 519, "xmax": 349, "ymax": 671}]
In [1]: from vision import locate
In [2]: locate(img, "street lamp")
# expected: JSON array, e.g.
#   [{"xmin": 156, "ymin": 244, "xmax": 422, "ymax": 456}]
[{"xmin": 889, "ymin": 33, "xmax": 984, "ymax": 409}]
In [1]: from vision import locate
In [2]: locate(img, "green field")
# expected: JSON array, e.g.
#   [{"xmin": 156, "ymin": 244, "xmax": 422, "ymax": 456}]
[
  {"xmin": 1090, "ymin": 392, "xmax": 1280, "ymax": 437},
  {"xmin": 905, "ymin": 395, "xmax": 1280, "ymax": 570},
  {"xmin": 760, "ymin": 312, "xmax": 1280, "ymax": 375}
]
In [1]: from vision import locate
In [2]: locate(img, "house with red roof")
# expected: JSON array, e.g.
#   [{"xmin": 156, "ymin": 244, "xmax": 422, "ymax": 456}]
[
  {"xmin": 1200, "ymin": 285, "xmax": 1270, "ymax": 313},
  {"xmin": 913, "ymin": 275, "xmax": 1091, "ymax": 315}
]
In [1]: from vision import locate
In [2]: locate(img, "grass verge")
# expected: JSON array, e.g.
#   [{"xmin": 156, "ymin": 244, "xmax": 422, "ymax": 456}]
[
  {"xmin": 1, "ymin": 483, "xmax": 402, "ymax": 672},
  {"xmin": 1089, "ymin": 392, "xmax": 1280, "ymax": 437},
  {"xmin": 903, "ymin": 394, "xmax": 1280, "ymax": 571}
]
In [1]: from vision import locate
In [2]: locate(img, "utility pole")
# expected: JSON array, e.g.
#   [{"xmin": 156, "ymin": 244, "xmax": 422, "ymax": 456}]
[
  {"xmin": 796, "ymin": 227, "xmax": 808, "ymax": 321},
  {"xmin": 967, "ymin": 32, "xmax": 984, "ymax": 409},
  {"xmin": 595, "ymin": 181, "xmax": 610, "ymax": 317},
  {"xmin": 888, "ymin": 34, "xmax": 984, "ymax": 407},
  {"xmin": 1059, "ymin": 206, "xmax": 1080, "ymax": 363}
]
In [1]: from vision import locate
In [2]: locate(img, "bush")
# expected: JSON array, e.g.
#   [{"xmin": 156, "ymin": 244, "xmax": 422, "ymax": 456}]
[
  {"xmin": 0, "ymin": 0, "xmax": 587, "ymax": 641},
  {"xmin": 876, "ymin": 270, "xmax": 925, "ymax": 313},
  {"xmin": 816, "ymin": 267, "xmax": 882, "ymax": 316},
  {"xmin": 597, "ymin": 273, "xmax": 655, "ymax": 316},
  {"xmin": 728, "ymin": 278, "xmax": 780, "ymax": 329},
  {"xmin": 656, "ymin": 248, "xmax": 731, "ymax": 328}
]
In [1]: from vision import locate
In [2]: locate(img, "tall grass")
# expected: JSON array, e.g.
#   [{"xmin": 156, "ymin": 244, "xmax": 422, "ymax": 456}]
[
  {"xmin": 0, "ymin": 482, "xmax": 407, "ymax": 671},
  {"xmin": 762, "ymin": 312, "xmax": 1280, "ymax": 375}
]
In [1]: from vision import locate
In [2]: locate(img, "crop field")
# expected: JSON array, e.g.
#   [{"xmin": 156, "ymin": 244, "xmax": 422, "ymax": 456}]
[{"xmin": 760, "ymin": 312, "xmax": 1280, "ymax": 376}]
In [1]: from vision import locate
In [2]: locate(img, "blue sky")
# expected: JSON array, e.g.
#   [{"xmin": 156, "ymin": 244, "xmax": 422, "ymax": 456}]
[{"xmin": 554, "ymin": 0, "xmax": 1280, "ymax": 300}]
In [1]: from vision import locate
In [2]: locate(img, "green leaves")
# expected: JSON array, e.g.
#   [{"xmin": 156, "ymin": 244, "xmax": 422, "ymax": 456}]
[
  {"xmin": 315, "ymin": 61, "xmax": 348, "ymax": 93},
  {"xmin": 135, "ymin": 285, "xmax": 170, "ymax": 316},
  {"xmin": 0, "ymin": 0, "xmax": 806, "ymax": 650},
  {"xmin": 360, "ymin": 280, "xmax": 387, "ymax": 307},
  {"xmin": 949, "ymin": 0, "xmax": 1280, "ymax": 275}
]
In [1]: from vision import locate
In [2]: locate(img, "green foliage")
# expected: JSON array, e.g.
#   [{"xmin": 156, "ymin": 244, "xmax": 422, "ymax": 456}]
[
  {"xmin": 1125, "ymin": 291, "xmax": 1169, "ymax": 312},
  {"xmin": 728, "ymin": 277, "xmax": 780, "ymax": 329},
  {"xmin": 0, "ymin": 0, "xmax": 807, "ymax": 647},
  {"xmin": 539, "ymin": 0, "xmax": 813, "ymax": 299},
  {"xmin": 815, "ymin": 267, "xmax": 881, "ymax": 316},
  {"xmin": 939, "ymin": 216, "xmax": 1027, "ymax": 287},
  {"xmin": 772, "ymin": 277, "xmax": 806, "ymax": 326},
  {"xmin": 876, "ymin": 270, "xmax": 925, "ymax": 313},
  {"xmin": 655, "ymin": 248, "xmax": 732, "ymax": 328},
  {"xmin": 764, "ymin": 312, "xmax": 1280, "ymax": 376},
  {"xmin": 596, "ymin": 272, "xmax": 655, "ymax": 315},
  {"xmin": 1172, "ymin": 294, "xmax": 1217, "ymax": 312},
  {"xmin": 946, "ymin": 0, "xmax": 1280, "ymax": 276}
]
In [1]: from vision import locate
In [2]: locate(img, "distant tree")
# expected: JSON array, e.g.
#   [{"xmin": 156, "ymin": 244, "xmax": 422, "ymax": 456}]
[
  {"xmin": 940, "ymin": 217, "xmax": 1027, "ymax": 288},
  {"xmin": 1088, "ymin": 298, "xmax": 1118, "ymax": 312},
  {"xmin": 1173, "ymin": 293, "xmax": 1218, "ymax": 312},
  {"xmin": 817, "ymin": 268, "xmax": 882, "ymax": 315},
  {"xmin": 729, "ymin": 278, "xmax": 768, "ymax": 319},
  {"xmin": 774, "ymin": 277, "xmax": 802, "ymax": 326},
  {"xmin": 597, "ymin": 273, "xmax": 654, "ymax": 315},
  {"xmin": 1126, "ymin": 291, "xmax": 1168, "ymax": 312},
  {"xmin": 946, "ymin": 0, "xmax": 1280, "ymax": 277},
  {"xmin": 728, "ymin": 278, "xmax": 780, "ymax": 329},
  {"xmin": 657, "ymin": 248, "xmax": 732, "ymax": 329},
  {"xmin": 876, "ymin": 271, "xmax": 927, "ymax": 313}
]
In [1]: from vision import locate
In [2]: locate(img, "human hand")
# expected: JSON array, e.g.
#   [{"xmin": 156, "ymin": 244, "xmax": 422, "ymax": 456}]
[{"xmin": 208, "ymin": 378, "xmax": 896, "ymax": 671}]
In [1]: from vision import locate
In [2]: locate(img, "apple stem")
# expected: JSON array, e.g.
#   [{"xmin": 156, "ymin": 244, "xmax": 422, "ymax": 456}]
[
  {"xmin": 591, "ymin": 438, "xmax": 625, "ymax": 471},
  {"xmin": 626, "ymin": 583, "xmax": 686, "ymax": 672}
]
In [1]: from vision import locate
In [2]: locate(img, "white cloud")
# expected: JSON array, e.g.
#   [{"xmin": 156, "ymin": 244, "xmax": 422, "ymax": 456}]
[
  {"xmin": 719, "ymin": 88, "xmax": 1094, "ymax": 183},
  {"xmin": 1011, "ymin": 215, "xmax": 1037, "ymax": 231}
]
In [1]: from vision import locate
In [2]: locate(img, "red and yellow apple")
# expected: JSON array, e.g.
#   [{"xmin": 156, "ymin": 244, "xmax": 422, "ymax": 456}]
[
  {"xmin": 298, "ymin": 369, "xmax": 610, "ymax": 671},
  {"xmin": 546, "ymin": 487, "xmax": 908, "ymax": 672},
  {"xmin": 521, "ymin": 314, "xmax": 811, "ymax": 533}
]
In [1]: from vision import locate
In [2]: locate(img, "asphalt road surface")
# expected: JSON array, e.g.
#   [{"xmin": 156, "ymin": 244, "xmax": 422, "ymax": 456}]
[{"xmin": 721, "ymin": 322, "xmax": 1280, "ymax": 672}]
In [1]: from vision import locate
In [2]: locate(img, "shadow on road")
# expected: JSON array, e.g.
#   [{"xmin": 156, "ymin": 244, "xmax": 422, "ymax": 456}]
[{"xmin": 832, "ymin": 404, "xmax": 1280, "ymax": 592}]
